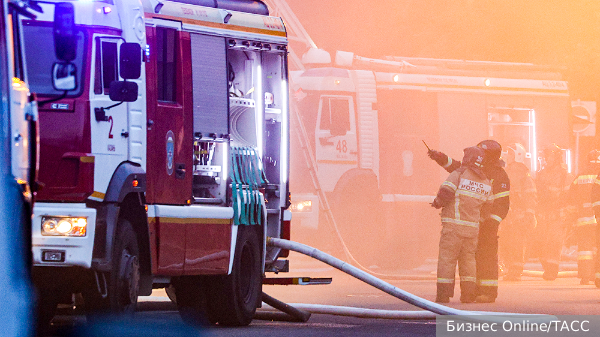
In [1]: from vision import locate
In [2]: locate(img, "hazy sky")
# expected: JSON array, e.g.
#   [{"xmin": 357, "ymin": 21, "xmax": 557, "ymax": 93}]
[{"xmin": 286, "ymin": 0, "xmax": 600, "ymax": 99}]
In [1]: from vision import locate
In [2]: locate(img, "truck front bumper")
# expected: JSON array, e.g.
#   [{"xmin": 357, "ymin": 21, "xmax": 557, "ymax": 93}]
[{"xmin": 32, "ymin": 203, "xmax": 97, "ymax": 268}]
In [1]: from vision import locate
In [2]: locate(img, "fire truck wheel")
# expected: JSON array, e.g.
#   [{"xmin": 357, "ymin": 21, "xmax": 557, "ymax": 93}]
[
  {"xmin": 210, "ymin": 225, "xmax": 262, "ymax": 326},
  {"xmin": 165, "ymin": 284, "xmax": 177, "ymax": 303},
  {"xmin": 174, "ymin": 277, "xmax": 213, "ymax": 326},
  {"xmin": 36, "ymin": 288, "xmax": 59, "ymax": 334},
  {"xmin": 84, "ymin": 219, "xmax": 140, "ymax": 317}
]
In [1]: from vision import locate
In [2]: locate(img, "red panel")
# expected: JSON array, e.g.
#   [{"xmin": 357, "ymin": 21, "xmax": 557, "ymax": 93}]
[
  {"xmin": 280, "ymin": 219, "xmax": 291, "ymax": 258},
  {"xmin": 37, "ymin": 98, "xmax": 93, "ymax": 201},
  {"xmin": 145, "ymin": 27, "xmax": 193, "ymax": 205},
  {"xmin": 148, "ymin": 217, "xmax": 159, "ymax": 274},
  {"xmin": 156, "ymin": 218, "xmax": 186, "ymax": 275},
  {"xmin": 184, "ymin": 221, "xmax": 231, "ymax": 275}
]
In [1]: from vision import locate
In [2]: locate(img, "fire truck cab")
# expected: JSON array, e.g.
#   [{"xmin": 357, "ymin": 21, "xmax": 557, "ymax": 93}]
[{"xmin": 25, "ymin": 0, "xmax": 290, "ymax": 326}]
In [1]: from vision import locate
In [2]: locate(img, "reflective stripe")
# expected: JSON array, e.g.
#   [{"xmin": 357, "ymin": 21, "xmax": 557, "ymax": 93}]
[
  {"xmin": 460, "ymin": 276, "xmax": 476, "ymax": 282},
  {"xmin": 454, "ymin": 195, "xmax": 460, "ymax": 221},
  {"xmin": 595, "ymin": 178, "xmax": 600, "ymax": 185},
  {"xmin": 596, "ymin": 272, "xmax": 600, "ymax": 279},
  {"xmin": 437, "ymin": 278, "xmax": 454, "ymax": 284},
  {"xmin": 583, "ymin": 203, "xmax": 593, "ymax": 208},
  {"xmin": 441, "ymin": 218, "xmax": 480, "ymax": 228},
  {"xmin": 578, "ymin": 251, "xmax": 594, "ymax": 260},
  {"xmin": 442, "ymin": 181, "xmax": 457, "ymax": 191},
  {"xmin": 443, "ymin": 157, "xmax": 453, "ymax": 168},
  {"xmin": 478, "ymin": 279, "xmax": 498, "ymax": 286},
  {"xmin": 593, "ymin": 201, "xmax": 600, "ymax": 207},
  {"xmin": 490, "ymin": 214, "xmax": 503, "ymax": 223},
  {"xmin": 576, "ymin": 217, "xmax": 597, "ymax": 226},
  {"xmin": 457, "ymin": 189, "xmax": 488, "ymax": 201},
  {"xmin": 577, "ymin": 175, "xmax": 597, "ymax": 184},
  {"xmin": 490, "ymin": 191, "xmax": 510, "ymax": 200}
]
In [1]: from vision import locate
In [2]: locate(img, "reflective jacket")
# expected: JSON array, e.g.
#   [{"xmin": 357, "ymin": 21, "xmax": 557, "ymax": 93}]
[
  {"xmin": 505, "ymin": 161, "xmax": 536, "ymax": 215},
  {"xmin": 593, "ymin": 173, "xmax": 600, "ymax": 220},
  {"xmin": 434, "ymin": 167, "xmax": 493, "ymax": 228},
  {"xmin": 536, "ymin": 163, "xmax": 573, "ymax": 219},
  {"xmin": 568, "ymin": 173, "xmax": 597, "ymax": 227},
  {"xmin": 439, "ymin": 154, "xmax": 510, "ymax": 225}
]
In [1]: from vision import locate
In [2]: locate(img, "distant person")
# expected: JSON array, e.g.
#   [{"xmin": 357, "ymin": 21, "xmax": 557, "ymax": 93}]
[
  {"xmin": 533, "ymin": 144, "xmax": 573, "ymax": 280},
  {"xmin": 431, "ymin": 146, "xmax": 492, "ymax": 303},
  {"xmin": 568, "ymin": 150, "xmax": 600, "ymax": 284},
  {"xmin": 499, "ymin": 143, "xmax": 537, "ymax": 281},
  {"xmin": 591, "ymin": 153, "xmax": 600, "ymax": 288},
  {"xmin": 429, "ymin": 140, "xmax": 510, "ymax": 303}
]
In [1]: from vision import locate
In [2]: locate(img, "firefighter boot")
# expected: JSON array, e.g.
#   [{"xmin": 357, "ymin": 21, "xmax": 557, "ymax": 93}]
[
  {"xmin": 436, "ymin": 282, "xmax": 454, "ymax": 303},
  {"xmin": 459, "ymin": 281, "xmax": 477, "ymax": 303},
  {"xmin": 542, "ymin": 262, "xmax": 559, "ymax": 281},
  {"xmin": 578, "ymin": 259, "xmax": 594, "ymax": 285}
]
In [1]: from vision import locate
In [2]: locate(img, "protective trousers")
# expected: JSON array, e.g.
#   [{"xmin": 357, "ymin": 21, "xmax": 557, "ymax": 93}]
[
  {"xmin": 476, "ymin": 221, "xmax": 499, "ymax": 298},
  {"xmin": 535, "ymin": 215, "xmax": 563, "ymax": 280},
  {"xmin": 596, "ymin": 223, "xmax": 600, "ymax": 288},
  {"xmin": 577, "ymin": 224, "xmax": 596, "ymax": 282},
  {"xmin": 437, "ymin": 223, "xmax": 478, "ymax": 302},
  {"xmin": 500, "ymin": 214, "xmax": 528, "ymax": 277}
]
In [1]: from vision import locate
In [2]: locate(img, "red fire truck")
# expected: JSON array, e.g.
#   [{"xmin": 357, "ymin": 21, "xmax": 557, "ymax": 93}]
[{"xmin": 23, "ymin": 0, "xmax": 290, "ymax": 326}]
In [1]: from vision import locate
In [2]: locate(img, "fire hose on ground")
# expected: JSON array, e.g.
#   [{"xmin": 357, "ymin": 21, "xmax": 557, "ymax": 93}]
[{"xmin": 260, "ymin": 237, "xmax": 556, "ymax": 324}]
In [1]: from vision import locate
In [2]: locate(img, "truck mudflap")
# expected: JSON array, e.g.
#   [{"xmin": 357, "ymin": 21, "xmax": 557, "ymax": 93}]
[{"xmin": 32, "ymin": 203, "xmax": 97, "ymax": 268}]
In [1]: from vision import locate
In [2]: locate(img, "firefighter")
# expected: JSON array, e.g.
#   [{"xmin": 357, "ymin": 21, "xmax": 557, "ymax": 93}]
[
  {"xmin": 499, "ymin": 143, "xmax": 537, "ymax": 281},
  {"xmin": 428, "ymin": 140, "xmax": 510, "ymax": 303},
  {"xmin": 431, "ymin": 146, "xmax": 493, "ymax": 303},
  {"xmin": 534, "ymin": 144, "xmax": 573, "ymax": 280},
  {"xmin": 592, "ymin": 151, "xmax": 600, "ymax": 288},
  {"xmin": 570, "ymin": 150, "xmax": 600, "ymax": 284}
]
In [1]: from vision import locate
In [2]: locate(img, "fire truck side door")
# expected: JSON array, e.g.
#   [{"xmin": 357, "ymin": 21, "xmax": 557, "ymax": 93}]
[
  {"xmin": 145, "ymin": 25, "xmax": 192, "ymax": 205},
  {"xmin": 90, "ymin": 36, "xmax": 129, "ymax": 193},
  {"xmin": 315, "ymin": 95, "xmax": 357, "ymax": 192}
]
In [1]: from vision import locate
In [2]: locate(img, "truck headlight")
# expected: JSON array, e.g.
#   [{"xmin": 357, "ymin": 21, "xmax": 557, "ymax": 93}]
[
  {"xmin": 41, "ymin": 216, "xmax": 87, "ymax": 237},
  {"xmin": 290, "ymin": 200, "xmax": 312, "ymax": 213}
]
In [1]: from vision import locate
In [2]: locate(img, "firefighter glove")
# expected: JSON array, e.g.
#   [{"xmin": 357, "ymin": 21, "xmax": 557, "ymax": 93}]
[{"xmin": 428, "ymin": 150, "xmax": 448, "ymax": 167}]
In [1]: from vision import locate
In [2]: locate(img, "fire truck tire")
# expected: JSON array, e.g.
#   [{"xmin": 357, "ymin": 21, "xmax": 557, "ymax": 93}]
[
  {"xmin": 174, "ymin": 276, "xmax": 217, "ymax": 326},
  {"xmin": 84, "ymin": 219, "xmax": 140, "ymax": 317},
  {"xmin": 165, "ymin": 284, "xmax": 177, "ymax": 303},
  {"xmin": 36, "ymin": 288, "xmax": 59, "ymax": 334},
  {"xmin": 209, "ymin": 225, "xmax": 262, "ymax": 326}
]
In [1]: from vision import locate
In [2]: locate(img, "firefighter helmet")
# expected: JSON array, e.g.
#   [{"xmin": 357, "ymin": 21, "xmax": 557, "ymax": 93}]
[
  {"xmin": 588, "ymin": 149, "xmax": 600, "ymax": 164},
  {"xmin": 506, "ymin": 143, "xmax": 527, "ymax": 165},
  {"xmin": 463, "ymin": 146, "xmax": 485, "ymax": 168},
  {"xmin": 477, "ymin": 140, "xmax": 502, "ymax": 166},
  {"xmin": 542, "ymin": 143, "xmax": 563, "ymax": 164}
]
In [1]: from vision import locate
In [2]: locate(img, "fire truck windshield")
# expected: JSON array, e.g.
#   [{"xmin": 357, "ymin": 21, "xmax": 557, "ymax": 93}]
[{"xmin": 21, "ymin": 21, "xmax": 85, "ymax": 97}]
